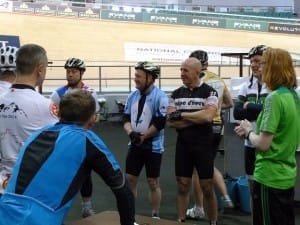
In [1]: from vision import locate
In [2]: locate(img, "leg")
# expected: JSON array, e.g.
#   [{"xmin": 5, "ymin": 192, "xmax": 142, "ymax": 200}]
[
  {"xmin": 177, "ymin": 176, "xmax": 192, "ymax": 222},
  {"xmin": 200, "ymin": 178, "xmax": 218, "ymax": 223},
  {"xmin": 126, "ymin": 173, "xmax": 139, "ymax": 198},
  {"xmin": 147, "ymin": 177, "xmax": 161, "ymax": 218},
  {"xmin": 186, "ymin": 168, "xmax": 205, "ymax": 220},
  {"xmin": 80, "ymin": 174, "xmax": 95, "ymax": 218},
  {"xmin": 145, "ymin": 151, "xmax": 163, "ymax": 218},
  {"xmin": 213, "ymin": 167, "xmax": 233, "ymax": 208}
]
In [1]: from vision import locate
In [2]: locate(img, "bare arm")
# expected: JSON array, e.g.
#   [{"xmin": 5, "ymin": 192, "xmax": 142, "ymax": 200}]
[
  {"xmin": 222, "ymin": 87, "xmax": 233, "ymax": 109},
  {"xmin": 181, "ymin": 105, "xmax": 217, "ymax": 124},
  {"xmin": 234, "ymin": 119, "xmax": 273, "ymax": 151}
]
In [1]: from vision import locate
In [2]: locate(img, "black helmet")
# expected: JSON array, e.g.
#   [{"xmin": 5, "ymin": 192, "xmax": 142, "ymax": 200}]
[
  {"xmin": 189, "ymin": 50, "xmax": 208, "ymax": 65},
  {"xmin": 135, "ymin": 61, "xmax": 160, "ymax": 79},
  {"xmin": 0, "ymin": 46, "xmax": 18, "ymax": 72},
  {"xmin": 64, "ymin": 58, "xmax": 86, "ymax": 72},
  {"xmin": 248, "ymin": 45, "xmax": 269, "ymax": 59}
]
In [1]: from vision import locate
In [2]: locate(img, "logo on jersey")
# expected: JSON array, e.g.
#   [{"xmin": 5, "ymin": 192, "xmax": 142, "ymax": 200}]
[{"xmin": 0, "ymin": 102, "xmax": 28, "ymax": 118}]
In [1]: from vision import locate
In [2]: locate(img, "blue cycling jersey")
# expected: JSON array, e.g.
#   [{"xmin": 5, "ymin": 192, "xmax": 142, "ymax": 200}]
[
  {"xmin": 124, "ymin": 86, "xmax": 168, "ymax": 153},
  {"xmin": 0, "ymin": 122, "xmax": 135, "ymax": 225}
]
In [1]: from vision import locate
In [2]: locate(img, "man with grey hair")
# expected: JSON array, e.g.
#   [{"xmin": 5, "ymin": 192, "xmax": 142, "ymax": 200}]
[{"xmin": 0, "ymin": 43, "xmax": 58, "ymax": 195}]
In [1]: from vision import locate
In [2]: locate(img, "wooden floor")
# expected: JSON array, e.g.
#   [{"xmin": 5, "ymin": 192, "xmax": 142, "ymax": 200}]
[{"xmin": 1, "ymin": 12, "xmax": 300, "ymax": 63}]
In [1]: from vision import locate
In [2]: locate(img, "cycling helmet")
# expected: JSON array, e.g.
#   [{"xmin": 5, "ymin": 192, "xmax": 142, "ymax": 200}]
[
  {"xmin": 248, "ymin": 45, "xmax": 269, "ymax": 58},
  {"xmin": 64, "ymin": 58, "xmax": 86, "ymax": 72},
  {"xmin": 135, "ymin": 61, "xmax": 160, "ymax": 79},
  {"xmin": 0, "ymin": 46, "xmax": 18, "ymax": 72},
  {"xmin": 189, "ymin": 50, "xmax": 208, "ymax": 65}
]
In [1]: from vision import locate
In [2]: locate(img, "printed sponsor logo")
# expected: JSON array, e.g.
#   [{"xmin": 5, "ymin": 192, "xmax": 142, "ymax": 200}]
[{"xmin": 269, "ymin": 23, "xmax": 300, "ymax": 34}]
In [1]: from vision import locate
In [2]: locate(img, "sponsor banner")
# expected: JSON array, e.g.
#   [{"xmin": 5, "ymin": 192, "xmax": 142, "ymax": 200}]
[
  {"xmin": 78, "ymin": 8, "xmax": 100, "ymax": 18},
  {"xmin": 0, "ymin": 35, "xmax": 20, "ymax": 48},
  {"xmin": 124, "ymin": 42, "xmax": 249, "ymax": 64},
  {"xmin": 143, "ymin": 12, "xmax": 185, "ymax": 25},
  {"xmin": 186, "ymin": 15, "xmax": 225, "ymax": 28},
  {"xmin": 226, "ymin": 19, "xmax": 268, "ymax": 32},
  {"xmin": 101, "ymin": 10, "xmax": 142, "ymax": 22},
  {"xmin": 0, "ymin": 0, "xmax": 12, "ymax": 12},
  {"xmin": 56, "ymin": 5, "xmax": 80, "ymax": 17},
  {"xmin": 269, "ymin": 23, "xmax": 300, "ymax": 34},
  {"xmin": 34, "ymin": 3, "xmax": 56, "ymax": 16},
  {"xmin": 13, "ymin": 2, "xmax": 34, "ymax": 14}
]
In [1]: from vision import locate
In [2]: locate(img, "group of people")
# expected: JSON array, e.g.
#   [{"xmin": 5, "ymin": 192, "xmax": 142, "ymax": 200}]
[{"xmin": 0, "ymin": 42, "xmax": 299, "ymax": 225}]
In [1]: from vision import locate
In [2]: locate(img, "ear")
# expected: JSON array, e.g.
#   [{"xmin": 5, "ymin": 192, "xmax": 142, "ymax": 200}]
[{"xmin": 84, "ymin": 113, "xmax": 97, "ymax": 129}]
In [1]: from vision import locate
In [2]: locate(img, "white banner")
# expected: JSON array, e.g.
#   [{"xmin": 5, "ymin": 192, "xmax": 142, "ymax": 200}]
[
  {"xmin": 0, "ymin": 0, "xmax": 12, "ymax": 12},
  {"xmin": 124, "ymin": 42, "xmax": 249, "ymax": 64}
]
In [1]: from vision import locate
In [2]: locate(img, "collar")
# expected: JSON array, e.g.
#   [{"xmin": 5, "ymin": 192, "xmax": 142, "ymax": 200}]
[{"xmin": 11, "ymin": 84, "xmax": 35, "ymax": 91}]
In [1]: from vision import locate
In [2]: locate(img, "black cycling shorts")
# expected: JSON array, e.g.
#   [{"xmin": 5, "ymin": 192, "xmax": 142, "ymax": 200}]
[
  {"xmin": 175, "ymin": 136, "xmax": 214, "ymax": 179},
  {"xmin": 125, "ymin": 146, "xmax": 162, "ymax": 178}
]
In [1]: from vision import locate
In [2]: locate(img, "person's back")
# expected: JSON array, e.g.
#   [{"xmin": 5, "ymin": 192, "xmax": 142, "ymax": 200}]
[
  {"xmin": 0, "ymin": 90, "xmax": 135, "ymax": 225},
  {"xmin": 0, "ymin": 44, "xmax": 57, "ymax": 194}
]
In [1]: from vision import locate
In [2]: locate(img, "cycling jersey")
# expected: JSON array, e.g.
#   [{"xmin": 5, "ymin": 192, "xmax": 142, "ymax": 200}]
[
  {"xmin": 0, "ymin": 81, "xmax": 11, "ymax": 97},
  {"xmin": 124, "ymin": 86, "xmax": 168, "ymax": 153},
  {"xmin": 0, "ymin": 84, "xmax": 58, "ymax": 194},
  {"xmin": 169, "ymin": 82, "xmax": 218, "ymax": 139},
  {"xmin": 234, "ymin": 76, "xmax": 269, "ymax": 147},
  {"xmin": 50, "ymin": 81, "xmax": 100, "ymax": 112},
  {"xmin": 0, "ymin": 122, "xmax": 135, "ymax": 225},
  {"xmin": 202, "ymin": 70, "xmax": 228, "ymax": 125}
]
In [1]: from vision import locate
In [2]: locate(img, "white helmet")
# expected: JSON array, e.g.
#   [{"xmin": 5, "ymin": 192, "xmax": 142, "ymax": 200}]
[{"xmin": 0, "ymin": 46, "xmax": 18, "ymax": 72}]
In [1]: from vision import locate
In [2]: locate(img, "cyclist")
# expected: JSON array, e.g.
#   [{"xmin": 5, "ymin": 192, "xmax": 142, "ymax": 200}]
[
  {"xmin": 0, "ymin": 44, "xmax": 58, "ymax": 195},
  {"xmin": 0, "ymin": 45, "xmax": 18, "ymax": 96},
  {"xmin": 186, "ymin": 50, "xmax": 234, "ymax": 220},
  {"xmin": 50, "ymin": 57, "xmax": 99, "ymax": 217},
  {"xmin": 0, "ymin": 89, "xmax": 136, "ymax": 225},
  {"xmin": 123, "ymin": 61, "xmax": 168, "ymax": 219}
]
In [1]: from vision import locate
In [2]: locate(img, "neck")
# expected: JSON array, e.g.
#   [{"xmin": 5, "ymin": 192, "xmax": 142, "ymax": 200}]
[{"xmin": 14, "ymin": 74, "xmax": 37, "ymax": 89}]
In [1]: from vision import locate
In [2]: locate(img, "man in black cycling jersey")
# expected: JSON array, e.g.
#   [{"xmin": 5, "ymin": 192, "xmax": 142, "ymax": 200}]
[{"xmin": 167, "ymin": 57, "xmax": 218, "ymax": 225}]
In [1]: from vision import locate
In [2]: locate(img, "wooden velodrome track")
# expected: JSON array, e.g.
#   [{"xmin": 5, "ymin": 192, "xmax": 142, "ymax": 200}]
[
  {"xmin": 1, "ymin": 12, "xmax": 300, "ymax": 61},
  {"xmin": 1, "ymin": 12, "xmax": 300, "ymax": 89}
]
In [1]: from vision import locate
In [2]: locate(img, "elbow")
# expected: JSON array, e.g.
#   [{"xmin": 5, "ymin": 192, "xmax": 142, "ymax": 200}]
[{"xmin": 257, "ymin": 141, "xmax": 271, "ymax": 152}]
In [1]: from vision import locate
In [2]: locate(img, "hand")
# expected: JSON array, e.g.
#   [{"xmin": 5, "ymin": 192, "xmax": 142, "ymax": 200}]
[
  {"xmin": 129, "ymin": 131, "xmax": 142, "ymax": 145},
  {"xmin": 234, "ymin": 119, "xmax": 253, "ymax": 138},
  {"xmin": 168, "ymin": 111, "xmax": 182, "ymax": 121}
]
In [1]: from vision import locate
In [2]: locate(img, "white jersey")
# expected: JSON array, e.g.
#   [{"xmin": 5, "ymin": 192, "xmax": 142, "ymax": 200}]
[
  {"xmin": 0, "ymin": 81, "xmax": 11, "ymax": 98},
  {"xmin": 0, "ymin": 85, "xmax": 58, "ymax": 193}
]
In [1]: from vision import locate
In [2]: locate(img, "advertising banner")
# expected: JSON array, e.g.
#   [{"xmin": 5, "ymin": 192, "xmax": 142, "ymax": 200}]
[
  {"xmin": 143, "ymin": 12, "xmax": 185, "ymax": 25},
  {"xmin": 186, "ymin": 15, "xmax": 225, "ymax": 28},
  {"xmin": 269, "ymin": 23, "xmax": 300, "ymax": 34},
  {"xmin": 226, "ymin": 19, "xmax": 268, "ymax": 32},
  {"xmin": 13, "ymin": 2, "xmax": 34, "ymax": 14},
  {"xmin": 101, "ymin": 10, "xmax": 142, "ymax": 22},
  {"xmin": 34, "ymin": 3, "xmax": 56, "ymax": 16},
  {"xmin": 0, "ymin": 35, "xmax": 20, "ymax": 48}
]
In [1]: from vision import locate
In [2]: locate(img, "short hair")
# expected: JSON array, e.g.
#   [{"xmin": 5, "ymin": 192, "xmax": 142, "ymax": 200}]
[
  {"xmin": 262, "ymin": 48, "xmax": 297, "ymax": 90},
  {"xmin": 16, "ymin": 44, "xmax": 48, "ymax": 75},
  {"xmin": 189, "ymin": 50, "xmax": 208, "ymax": 65},
  {"xmin": 59, "ymin": 89, "xmax": 96, "ymax": 124}
]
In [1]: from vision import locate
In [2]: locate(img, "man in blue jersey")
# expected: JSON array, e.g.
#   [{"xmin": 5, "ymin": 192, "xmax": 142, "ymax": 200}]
[
  {"xmin": 0, "ymin": 89, "xmax": 135, "ymax": 225},
  {"xmin": 123, "ymin": 61, "xmax": 168, "ymax": 219}
]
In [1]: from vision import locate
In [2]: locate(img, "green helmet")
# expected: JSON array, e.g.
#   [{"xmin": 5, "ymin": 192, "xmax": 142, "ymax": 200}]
[
  {"xmin": 64, "ymin": 58, "xmax": 86, "ymax": 72},
  {"xmin": 135, "ymin": 61, "xmax": 160, "ymax": 79}
]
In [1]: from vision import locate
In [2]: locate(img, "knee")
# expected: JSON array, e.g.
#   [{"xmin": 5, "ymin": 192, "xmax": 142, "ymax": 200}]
[
  {"xmin": 177, "ymin": 177, "xmax": 191, "ymax": 195},
  {"xmin": 147, "ymin": 178, "xmax": 160, "ymax": 191}
]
